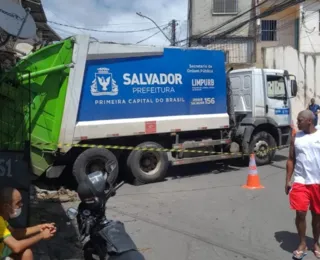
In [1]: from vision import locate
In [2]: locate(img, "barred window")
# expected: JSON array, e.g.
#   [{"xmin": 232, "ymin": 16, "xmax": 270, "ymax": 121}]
[
  {"xmin": 261, "ymin": 20, "xmax": 277, "ymax": 41},
  {"xmin": 213, "ymin": 0, "xmax": 238, "ymax": 14}
]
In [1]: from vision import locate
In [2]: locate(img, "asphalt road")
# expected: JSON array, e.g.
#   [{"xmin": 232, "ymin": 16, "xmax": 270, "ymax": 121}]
[{"xmin": 56, "ymin": 148, "xmax": 319, "ymax": 260}]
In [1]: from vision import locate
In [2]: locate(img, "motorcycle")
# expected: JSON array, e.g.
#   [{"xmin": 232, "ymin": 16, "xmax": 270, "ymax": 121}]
[{"xmin": 66, "ymin": 171, "xmax": 145, "ymax": 260}]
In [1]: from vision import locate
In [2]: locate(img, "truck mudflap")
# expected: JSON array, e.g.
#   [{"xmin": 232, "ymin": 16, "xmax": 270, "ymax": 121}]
[{"xmin": 235, "ymin": 125, "xmax": 254, "ymax": 155}]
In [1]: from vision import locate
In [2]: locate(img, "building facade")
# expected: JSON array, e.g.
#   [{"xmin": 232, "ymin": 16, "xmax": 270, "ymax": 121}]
[
  {"xmin": 188, "ymin": 0, "xmax": 307, "ymax": 67},
  {"xmin": 188, "ymin": 0, "xmax": 256, "ymax": 66},
  {"xmin": 299, "ymin": 0, "xmax": 320, "ymax": 54},
  {"xmin": 256, "ymin": 0, "xmax": 300, "ymax": 66}
]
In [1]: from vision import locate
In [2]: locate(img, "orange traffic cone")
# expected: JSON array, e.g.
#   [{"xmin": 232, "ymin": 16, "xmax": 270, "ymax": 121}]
[{"xmin": 242, "ymin": 154, "xmax": 264, "ymax": 189}]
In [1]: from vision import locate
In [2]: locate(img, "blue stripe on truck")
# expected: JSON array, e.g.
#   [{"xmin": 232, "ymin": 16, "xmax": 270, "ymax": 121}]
[{"xmin": 274, "ymin": 108, "xmax": 289, "ymax": 115}]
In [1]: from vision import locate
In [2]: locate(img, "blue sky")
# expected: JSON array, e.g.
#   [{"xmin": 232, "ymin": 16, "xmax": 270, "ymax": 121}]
[{"xmin": 42, "ymin": 0, "xmax": 188, "ymax": 46}]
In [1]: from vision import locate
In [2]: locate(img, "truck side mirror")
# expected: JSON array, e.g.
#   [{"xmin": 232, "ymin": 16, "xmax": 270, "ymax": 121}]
[{"xmin": 291, "ymin": 80, "xmax": 298, "ymax": 97}]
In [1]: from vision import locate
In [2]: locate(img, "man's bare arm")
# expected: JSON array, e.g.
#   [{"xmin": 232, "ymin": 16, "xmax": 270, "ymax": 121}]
[
  {"xmin": 286, "ymin": 134, "xmax": 296, "ymax": 184},
  {"xmin": 9, "ymin": 225, "xmax": 40, "ymax": 239},
  {"xmin": 3, "ymin": 232, "xmax": 44, "ymax": 254}
]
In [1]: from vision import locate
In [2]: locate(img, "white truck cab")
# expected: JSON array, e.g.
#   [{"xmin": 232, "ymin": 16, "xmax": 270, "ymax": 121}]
[{"xmin": 229, "ymin": 68, "xmax": 297, "ymax": 165}]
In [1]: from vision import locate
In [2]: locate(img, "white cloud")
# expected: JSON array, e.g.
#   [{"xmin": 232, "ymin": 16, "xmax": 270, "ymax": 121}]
[{"xmin": 42, "ymin": 0, "xmax": 188, "ymax": 46}]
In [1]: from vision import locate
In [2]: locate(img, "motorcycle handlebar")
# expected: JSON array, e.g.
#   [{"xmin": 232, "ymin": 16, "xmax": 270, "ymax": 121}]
[{"xmin": 104, "ymin": 181, "xmax": 125, "ymax": 199}]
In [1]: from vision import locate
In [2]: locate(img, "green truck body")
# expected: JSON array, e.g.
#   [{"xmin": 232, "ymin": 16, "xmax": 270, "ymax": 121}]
[{"xmin": 0, "ymin": 39, "xmax": 73, "ymax": 175}]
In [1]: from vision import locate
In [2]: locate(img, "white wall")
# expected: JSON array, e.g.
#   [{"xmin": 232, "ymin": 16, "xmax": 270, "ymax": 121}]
[
  {"xmin": 264, "ymin": 46, "xmax": 320, "ymax": 125},
  {"xmin": 299, "ymin": 0, "xmax": 320, "ymax": 53}
]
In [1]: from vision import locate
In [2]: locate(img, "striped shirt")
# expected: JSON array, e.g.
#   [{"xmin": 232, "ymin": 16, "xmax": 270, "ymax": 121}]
[{"xmin": 0, "ymin": 216, "xmax": 11, "ymax": 256}]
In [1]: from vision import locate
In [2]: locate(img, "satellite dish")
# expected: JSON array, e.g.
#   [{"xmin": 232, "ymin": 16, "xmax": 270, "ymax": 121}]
[{"xmin": 0, "ymin": 0, "xmax": 36, "ymax": 39}]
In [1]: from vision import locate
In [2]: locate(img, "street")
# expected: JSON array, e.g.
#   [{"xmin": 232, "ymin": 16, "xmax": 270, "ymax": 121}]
[
  {"xmin": 32, "ymin": 149, "xmax": 316, "ymax": 260},
  {"xmin": 0, "ymin": 0, "xmax": 316, "ymax": 260}
]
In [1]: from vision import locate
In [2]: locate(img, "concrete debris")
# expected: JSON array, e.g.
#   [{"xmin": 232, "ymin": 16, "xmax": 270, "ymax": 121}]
[{"xmin": 31, "ymin": 185, "xmax": 79, "ymax": 203}]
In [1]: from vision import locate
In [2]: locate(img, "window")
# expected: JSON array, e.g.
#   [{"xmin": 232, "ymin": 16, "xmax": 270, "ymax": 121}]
[
  {"xmin": 213, "ymin": 0, "xmax": 238, "ymax": 14},
  {"xmin": 261, "ymin": 20, "xmax": 277, "ymax": 41},
  {"xmin": 267, "ymin": 75, "xmax": 286, "ymax": 99}
]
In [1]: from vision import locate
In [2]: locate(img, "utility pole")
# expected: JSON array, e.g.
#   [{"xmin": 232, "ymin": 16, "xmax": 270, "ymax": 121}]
[
  {"xmin": 136, "ymin": 12, "xmax": 172, "ymax": 44},
  {"xmin": 171, "ymin": 19, "xmax": 177, "ymax": 46}
]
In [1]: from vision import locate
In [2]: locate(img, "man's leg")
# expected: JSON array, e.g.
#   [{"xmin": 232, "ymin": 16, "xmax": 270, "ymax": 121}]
[
  {"xmin": 289, "ymin": 183, "xmax": 310, "ymax": 256},
  {"xmin": 311, "ymin": 211, "xmax": 320, "ymax": 253},
  {"xmin": 309, "ymin": 184, "xmax": 320, "ymax": 257},
  {"xmin": 11, "ymin": 249, "xmax": 33, "ymax": 260},
  {"xmin": 295, "ymin": 211, "xmax": 308, "ymax": 251}
]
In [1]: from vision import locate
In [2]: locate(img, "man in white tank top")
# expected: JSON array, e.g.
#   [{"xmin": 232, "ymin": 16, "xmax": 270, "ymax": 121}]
[{"xmin": 286, "ymin": 110, "xmax": 320, "ymax": 259}]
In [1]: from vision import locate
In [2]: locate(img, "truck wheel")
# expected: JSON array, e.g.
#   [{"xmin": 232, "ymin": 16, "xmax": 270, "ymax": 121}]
[
  {"xmin": 127, "ymin": 142, "xmax": 169, "ymax": 184},
  {"xmin": 249, "ymin": 131, "xmax": 276, "ymax": 166},
  {"xmin": 73, "ymin": 148, "xmax": 119, "ymax": 185}
]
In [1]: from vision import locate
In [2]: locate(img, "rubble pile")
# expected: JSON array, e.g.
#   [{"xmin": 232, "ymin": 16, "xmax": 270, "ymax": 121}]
[{"xmin": 30, "ymin": 185, "xmax": 79, "ymax": 203}]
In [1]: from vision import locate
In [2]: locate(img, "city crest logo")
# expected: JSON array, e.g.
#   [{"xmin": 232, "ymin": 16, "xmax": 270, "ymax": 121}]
[{"xmin": 90, "ymin": 67, "xmax": 119, "ymax": 96}]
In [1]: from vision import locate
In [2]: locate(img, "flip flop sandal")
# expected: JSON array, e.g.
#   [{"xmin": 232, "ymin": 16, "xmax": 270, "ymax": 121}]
[
  {"xmin": 292, "ymin": 249, "xmax": 308, "ymax": 260},
  {"xmin": 313, "ymin": 249, "xmax": 320, "ymax": 259}
]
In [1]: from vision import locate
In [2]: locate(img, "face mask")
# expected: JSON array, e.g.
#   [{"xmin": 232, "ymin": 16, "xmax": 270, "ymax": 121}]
[{"xmin": 9, "ymin": 207, "xmax": 22, "ymax": 219}]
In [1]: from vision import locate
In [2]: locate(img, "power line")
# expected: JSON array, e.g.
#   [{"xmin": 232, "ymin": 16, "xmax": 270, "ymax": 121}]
[
  {"xmin": 136, "ymin": 25, "xmax": 170, "ymax": 44},
  {"xmin": 189, "ymin": 0, "xmax": 270, "ymax": 42},
  {"xmin": 46, "ymin": 10, "xmax": 87, "ymax": 35},
  {"xmin": 51, "ymin": 23, "xmax": 170, "ymax": 45},
  {"xmin": 211, "ymin": 0, "xmax": 305, "ymax": 40},
  {"xmin": 238, "ymin": 0, "xmax": 318, "ymax": 41},
  {"xmin": 47, "ymin": 21, "xmax": 167, "ymax": 33},
  {"xmin": 230, "ymin": 0, "xmax": 279, "ymax": 37},
  {"xmin": 185, "ymin": 0, "xmax": 272, "ymax": 44},
  {"xmin": 101, "ymin": 20, "xmax": 182, "ymax": 26},
  {"xmin": 182, "ymin": 0, "xmax": 305, "ymax": 44},
  {"xmin": 136, "ymin": 12, "xmax": 172, "ymax": 43},
  {"xmin": 252, "ymin": 0, "xmax": 316, "ymax": 37},
  {"xmin": 136, "ymin": 31, "xmax": 162, "ymax": 44},
  {"xmin": 301, "ymin": 9, "xmax": 317, "ymax": 52}
]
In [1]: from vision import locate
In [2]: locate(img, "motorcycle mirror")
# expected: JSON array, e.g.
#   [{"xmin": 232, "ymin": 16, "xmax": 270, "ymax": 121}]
[{"xmin": 66, "ymin": 207, "xmax": 78, "ymax": 220}]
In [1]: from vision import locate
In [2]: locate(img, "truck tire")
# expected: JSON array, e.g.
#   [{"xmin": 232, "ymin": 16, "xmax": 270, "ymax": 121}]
[
  {"xmin": 73, "ymin": 148, "xmax": 119, "ymax": 185},
  {"xmin": 249, "ymin": 131, "xmax": 276, "ymax": 166},
  {"xmin": 127, "ymin": 142, "xmax": 169, "ymax": 184}
]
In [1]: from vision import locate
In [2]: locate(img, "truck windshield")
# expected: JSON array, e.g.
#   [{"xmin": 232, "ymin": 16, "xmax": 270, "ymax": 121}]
[{"xmin": 267, "ymin": 75, "xmax": 286, "ymax": 100}]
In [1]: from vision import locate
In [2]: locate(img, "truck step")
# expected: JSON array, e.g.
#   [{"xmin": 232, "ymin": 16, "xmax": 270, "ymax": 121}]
[
  {"xmin": 173, "ymin": 139, "xmax": 231, "ymax": 150},
  {"xmin": 170, "ymin": 153, "xmax": 241, "ymax": 166}
]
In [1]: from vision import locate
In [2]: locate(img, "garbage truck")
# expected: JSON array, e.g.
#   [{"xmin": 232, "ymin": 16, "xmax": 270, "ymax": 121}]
[{"xmin": 0, "ymin": 34, "xmax": 298, "ymax": 185}]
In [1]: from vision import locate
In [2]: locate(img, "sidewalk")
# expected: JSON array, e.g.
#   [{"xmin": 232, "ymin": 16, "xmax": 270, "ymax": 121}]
[{"xmin": 29, "ymin": 187, "xmax": 82, "ymax": 260}]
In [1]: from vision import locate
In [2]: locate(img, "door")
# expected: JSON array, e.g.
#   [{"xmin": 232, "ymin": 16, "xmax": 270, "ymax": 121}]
[
  {"xmin": 264, "ymin": 72, "xmax": 290, "ymax": 126},
  {"xmin": 230, "ymin": 72, "xmax": 252, "ymax": 113}
]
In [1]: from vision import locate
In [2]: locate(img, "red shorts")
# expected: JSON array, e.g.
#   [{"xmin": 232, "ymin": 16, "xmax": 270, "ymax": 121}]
[{"xmin": 289, "ymin": 183, "xmax": 320, "ymax": 214}]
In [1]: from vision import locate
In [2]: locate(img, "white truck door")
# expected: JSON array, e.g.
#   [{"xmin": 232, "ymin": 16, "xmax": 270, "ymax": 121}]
[{"xmin": 263, "ymin": 71, "xmax": 290, "ymax": 126}]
